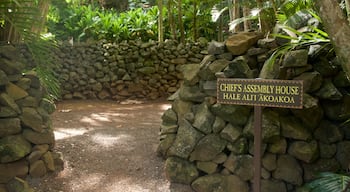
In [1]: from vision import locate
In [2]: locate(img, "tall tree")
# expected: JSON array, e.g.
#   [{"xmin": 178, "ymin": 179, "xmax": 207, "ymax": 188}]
[
  {"xmin": 314, "ymin": 0, "xmax": 350, "ymax": 79},
  {"xmin": 178, "ymin": 0, "xmax": 185, "ymax": 43},
  {"xmin": 158, "ymin": 0, "xmax": 164, "ymax": 42}
]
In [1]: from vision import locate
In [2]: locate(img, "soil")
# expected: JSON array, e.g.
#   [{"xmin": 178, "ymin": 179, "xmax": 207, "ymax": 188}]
[{"xmin": 28, "ymin": 99, "xmax": 194, "ymax": 192}]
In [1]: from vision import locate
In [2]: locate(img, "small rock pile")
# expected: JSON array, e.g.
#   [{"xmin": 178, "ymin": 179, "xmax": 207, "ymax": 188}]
[
  {"xmin": 0, "ymin": 46, "xmax": 63, "ymax": 192},
  {"xmin": 53, "ymin": 39, "xmax": 208, "ymax": 100},
  {"xmin": 158, "ymin": 32, "xmax": 350, "ymax": 192}
]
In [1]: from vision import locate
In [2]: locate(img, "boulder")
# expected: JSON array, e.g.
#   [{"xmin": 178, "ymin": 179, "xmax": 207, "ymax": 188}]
[
  {"xmin": 164, "ymin": 156, "xmax": 198, "ymax": 184},
  {"xmin": 0, "ymin": 135, "xmax": 32, "ymax": 163},
  {"xmin": 220, "ymin": 123, "xmax": 242, "ymax": 143},
  {"xmin": 210, "ymin": 103, "xmax": 251, "ymax": 126},
  {"xmin": 22, "ymin": 128, "xmax": 55, "ymax": 145},
  {"xmin": 0, "ymin": 70, "xmax": 9, "ymax": 86},
  {"xmin": 5, "ymin": 83, "xmax": 28, "ymax": 101},
  {"xmin": 20, "ymin": 107, "xmax": 44, "ymax": 132},
  {"xmin": 190, "ymin": 134, "xmax": 227, "ymax": 161},
  {"xmin": 191, "ymin": 174, "xmax": 249, "ymax": 192},
  {"xmin": 167, "ymin": 120, "xmax": 204, "ymax": 159},
  {"xmin": 273, "ymin": 155, "xmax": 303, "ymax": 186},
  {"xmin": 314, "ymin": 120, "xmax": 343, "ymax": 144},
  {"xmin": 0, "ymin": 159, "xmax": 28, "ymax": 183},
  {"xmin": 208, "ymin": 41, "xmax": 226, "ymax": 55},
  {"xmin": 282, "ymin": 49, "xmax": 309, "ymax": 67},
  {"xmin": 6, "ymin": 177, "xmax": 34, "ymax": 192},
  {"xmin": 280, "ymin": 116, "xmax": 311, "ymax": 140},
  {"xmin": 225, "ymin": 32, "xmax": 263, "ymax": 55},
  {"xmin": 288, "ymin": 140, "xmax": 319, "ymax": 163},
  {"xmin": 336, "ymin": 141, "xmax": 350, "ymax": 170},
  {"xmin": 192, "ymin": 102, "xmax": 215, "ymax": 134},
  {"xmin": 0, "ymin": 118, "xmax": 21, "ymax": 137},
  {"xmin": 261, "ymin": 179, "xmax": 287, "ymax": 192}
]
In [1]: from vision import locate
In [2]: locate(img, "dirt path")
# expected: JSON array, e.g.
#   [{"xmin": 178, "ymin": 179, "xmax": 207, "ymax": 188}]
[{"xmin": 28, "ymin": 100, "xmax": 193, "ymax": 192}]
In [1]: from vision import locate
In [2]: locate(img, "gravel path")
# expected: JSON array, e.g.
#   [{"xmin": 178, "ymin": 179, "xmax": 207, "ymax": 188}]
[{"xmin": 28, "ymin": 100, "xmax": 194, "ymax": 192}]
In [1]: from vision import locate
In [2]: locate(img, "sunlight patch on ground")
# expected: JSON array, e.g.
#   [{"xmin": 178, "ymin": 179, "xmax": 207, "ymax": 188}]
[
  {"xmin": 160, "ymin": 103, "xmax": 171, "ymax": 111},
  {"xmin": 54, "ymin": 128, "xmax": 89, "ymax": 140},
  {"xmin": 104, "ymin": 178, "xmax": 155, "ymax": 192},
  {"xmin": 90, "ymin": 133, "xmax": 133, "ymax": 147}
]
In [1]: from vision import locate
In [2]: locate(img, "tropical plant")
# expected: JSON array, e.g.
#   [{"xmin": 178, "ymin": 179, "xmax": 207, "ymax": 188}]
[
  {"xmin": 0, "ymin": 0, "xmax": 60, "ymax": 99},
  {"xmin": 303, "ymin": 172, "xmax": 350, "ymax": 192}
]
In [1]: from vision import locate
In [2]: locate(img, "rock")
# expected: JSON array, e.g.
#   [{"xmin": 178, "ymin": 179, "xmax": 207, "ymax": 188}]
[
  {"xmin": 0, "ymin": 159, "xmax": 28, "ymax": 183},
  {"xmin": 223, "ymin": 154, "xmax": 254, "ymax": 181},
  {"xmin": 0, "ymin": 118, "xmax": 21, "ymax": 137},
  {"xmin": 191, "ymin": 174, "xmax": 249, "ymax": 192},
  {"xmin": 280, "ymin": 116, "xmax": 311, "ymax": 140},
  {"xmin": 282, "ymin": 49, "xmax": 309, "ymax": 67},
  {"xmin": 157, "ymin": 134, "xmax": 176, "ymax": 157},
  {"xmin": 168, "ymin": 120, "xmax": 204, "ymax": 159},
  {"xmin": 336, "ymin": 141, "xmax": 350, "ymax": 170},
  {"xmin": 273, "ymin": 155, "xmax": 303, "ymax": 186},
  {"xmin": 16, "ymin": 78, "xmax": 31, "ymax": 90},
  {"xmin": 5, "ymin": 83, "xmax": 28, "ymax": 101},
  {"xmin": 244, "ymin": 109, "xmax": 280, "ymax": 143},
  {"xmin": 42, "ymin": 151, "xmax": 55, "ymax": 171},
  {"xmin": 172, "ymin": 99, "xmax": 193, "ymax": 125},
  {"xmin": 322, "ymin": 95, "xmax": 350, "ymax": 121},
  {"xmin": 225, "ymin": 32, "xmax": 263, "ymax": 55},
  {"xmin": 210, "ymin": 103, "xmax": 251, "ymax": 126},
  {"xmin": 190, "ymin": 134, "xmax": 227, "ymax": 161},
  {"xmin": 196, "ymin": 161, "xmax": 217, "ymax": 174},
  {"xmin": 319, "ymin": 143, "xmax": 337, "ymax": 158},
  {"xmin": 314, "ymin": 120, "xmax": 343, "ymax": 144},
  {"xmin": 208, "ymin": 59, "xmax": 231, "ymax": 74},
  {"xmin": 208, "ymin": 41, "xmax": 226, "ymax": 55},
  {"xmin": 192, "ymin": 102, "xmax": 215, "ymax": 134},
  {"xmin": 315, "ymin": 79, "xmax": 342, "ymax": 100},
  {"xmin": 179, "ymin": 85, "xmax": 206, "ymax": 103},
  {"xmin": 20, "ymin": 107, "xmax": 44, "ymax": 132},
  {"xmin": 0, "ymin": 93, "xmax": 20, "ymax": 114},
  {"xmin": 97, "ymin": 90, "xmax": 110, "ymax": 100},
  {"xmin": 291, "ymin": 94, "xmax": 323, "ymax": 130},
  {"xmin": 313, "ymin": 57, "xmax": 339, "ymax": 77},
  {"xmin": 0, "ymin": 58, "xmax": 24, "ymax": 75},
  {"xmin": 294, "ymin": 72, "xmax": 322, "ymax": 93},
  {"xmin": 220, "ymin": 123, "xmax": 242, "ymax": 143},
  {"xmin": 22, "ymin": 128, "xmax": 55, "ymax": 145},
  {"xmin": 0, "ymin": 70, "xmax": 9, "ymax": 86},
  {"xmin": 227, "ymin": 137, "xmax": 248, "ymax": 154},
  {"xmin": 170, "ymin": 58, "xmax": 187, "ymax": 65},
  {"xmin": 39, "ymin": 98, "xmax": 56, "ymax": 114},
  {"xmin": 261, "ymin": 179, "xmax": 287, "ymax": 192},
  {"xmin": 333, "ymin": 71, "xmax": 350, "ymax": 87},
  {"xmin": 29, "ymin": 160, "xmax": 47, "ymax": 178},
  {"xmin": 258, "ymin": 38, "xmax": 278, "ymax": 49},
  {"xmin": 288, "ymin": 140, "xmax": 319, "ymax": 163},
  {"xmin": 0, "ymin": 135, "xmax": 32, "ymax": 163},
  {"xmin": 6, "ymin": 177, "xmax": 34, "ymax": 192},
  {"xmin": 268, "ymin": 138, "xmax": 287, "ymax": 154},
  {"xmin": 212, "ymin": 153, "xmax": 227, "ymax": 164},
  {"xmin": 16, "ymin": 96, "xmax": 39, "ymax": 108},
  {"xmin": 224, "ymin": 56, "xmax": 255, "ymax": 78},
  {"xmin": 302, "ymin": 158, "xmax": 340, "ymax": 181},
  {"xmin": 181, "ymin": 64, "xmax": 200, "ymax": 85},
  {"xmin": 138, "ymin": 67, "xmax": 156, "ymax": 75},
  {"xmin": 262, "ymin": 153, "xmax": 277, "ymax": 171},
  {"xmin": 0, "ymin": 107, "xmax": 17, "ymax": 118},
  {"xmin": 164, "ymin": 156, "xmax": 198, "ymax": 184},
  {"xmin": 212, "ymin": 116, "xmax": 226, "ymax": 133},
  {"xmin": 161, "ymin": 108, "xmax": 178, "ymax": 125}
]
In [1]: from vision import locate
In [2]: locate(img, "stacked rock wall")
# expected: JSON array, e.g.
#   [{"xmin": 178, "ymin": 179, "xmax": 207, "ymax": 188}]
[
  {"xmin": 0, "ymin": 46, "xmax": 62, "ymax": 192},
  {"xmin": 53, "ymin": 39, "xmax": 208, "ymax": 100},
  {"xmin": 158, "ymin": 32, "xmax": 350, "ymax": 192}
]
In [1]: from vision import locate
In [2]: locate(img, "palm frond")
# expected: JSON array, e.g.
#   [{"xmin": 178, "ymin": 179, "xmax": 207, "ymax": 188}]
[{"xmin": 305, "ymin": 172, "xmax": 350, "ymax": 192}]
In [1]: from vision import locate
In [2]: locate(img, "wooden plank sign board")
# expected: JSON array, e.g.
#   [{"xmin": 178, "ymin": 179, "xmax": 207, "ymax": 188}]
[
  {"xmin": 217, "ymin": 78, "xmax": 303, "ymax": 109},
  {"xmin": 216, "ymin": 78, "xmax": 303, "ymax": 192}
]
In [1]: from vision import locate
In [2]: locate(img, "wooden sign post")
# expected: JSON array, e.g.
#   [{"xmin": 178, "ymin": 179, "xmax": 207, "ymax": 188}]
[{"xmin": 217, "ymin": 78, "xmax": 303, "ymax": 192}]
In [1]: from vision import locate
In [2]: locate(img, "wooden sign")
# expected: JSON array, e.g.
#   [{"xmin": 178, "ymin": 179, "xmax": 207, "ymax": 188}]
[
  {"xmin": 216, "ymin": 78, "xmax": 304, "ymax": 192},
  {"xmin": 217, "ymin": 78, "xmax": 303, "ymax": 109}
]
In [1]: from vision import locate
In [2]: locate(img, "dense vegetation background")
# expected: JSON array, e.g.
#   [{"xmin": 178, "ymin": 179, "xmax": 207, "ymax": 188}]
[{"xmin": 2, "ymin": 0, "xmax": 350, "ymax": 191}]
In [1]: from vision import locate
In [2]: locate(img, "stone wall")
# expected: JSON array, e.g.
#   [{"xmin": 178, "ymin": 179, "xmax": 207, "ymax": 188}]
[
  {"xmin": 53, "ymin": 39, "xmax": 208, "ymax": 101},
  {"xmin": 0, "ymin": 46, "xmax": 62, "ymax": 192},
  {"xmin": 157, "ymin": 32, "xmax": 350, "ymax": 192}
]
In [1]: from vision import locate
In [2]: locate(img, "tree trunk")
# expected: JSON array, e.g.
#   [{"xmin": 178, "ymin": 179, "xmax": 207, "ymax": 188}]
[
  {"xmin": 233, "ymin": 0, "xmax": 240, "ymax": 32},
  {"xmin": 315, "ymin": 0, "xmax": 350, "ymax": 79},
  {"xmin": 168, "ymin": 0, "xmax": 177, "ymax": 40},
  {"xmin": 193, "ymin": 1, "xmax": 198, "ymax": 40},
  {"xmin": 178, "ymin": 0, "xmax": 185, "ymax": 43},
  {"xmin": 158, "ymin": 0, "xmax": 164, "ymax": 42},
  {"xmin": 243, "ymin": 6, "xmax": 251, "ymax": 31}
]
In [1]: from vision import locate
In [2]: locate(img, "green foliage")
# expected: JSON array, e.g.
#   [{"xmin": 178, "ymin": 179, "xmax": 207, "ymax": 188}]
[
  {"xmin": 1, "ymin": 0, "xmax": 60, "ymax": 100},
  {"xmin": 47, "ymin": 3, "xmax": 159, "ymax": 42},
  {"xmin": 304, "ymin": 172, "xmax": 350, "ymax": 192}
]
